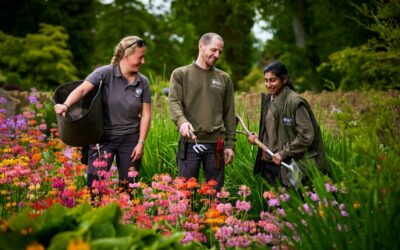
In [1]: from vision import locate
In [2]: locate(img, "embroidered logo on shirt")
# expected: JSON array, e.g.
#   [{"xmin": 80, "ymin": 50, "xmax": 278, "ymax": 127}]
[
  {"xmin": 211, "ymin": 79, "xmax": 222, "ymax": 89},
  {"xmin": 282, "ymin": 117, "xmax": 293, "ymax": 126},
  {"xmin": 135, "ymin": 87, "xmax": 143, "ymax": 97}
]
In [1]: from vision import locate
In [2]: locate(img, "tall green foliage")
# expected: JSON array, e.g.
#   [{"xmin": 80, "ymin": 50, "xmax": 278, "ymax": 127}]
[{"xmin": 0, "ymin": 24, "xmax": 77, "ymax": 90}]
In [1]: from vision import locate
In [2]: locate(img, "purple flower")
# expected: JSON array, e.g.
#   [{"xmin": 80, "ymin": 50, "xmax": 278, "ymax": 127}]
[
  {"xmin": 0, "ymin": 97, "xmax": 7, "ymax": 104},
  {"xmin": 277, "ymin": 208, "xmax": 286, "ymax": 217},
  {"xmin": 302, "ymin": 203, "xmax": 312, "ymax": 215},
  {"xmin": 268, "ymin": 198, "xmax": 280, "ymax": 207},
  {"xmin": 28, "ymin": 95, "xmax": 38, "ymax": 104},
  {"xmin": 325, "ymin": 183, "xmax": 337, "ymax": 192},
  {"xmin": 255, "ymin": 233, "xmax": 272, "ymax": 244},
  {"xmin": 310, "ymin": 192, "xmax": 319, "ymax": 202},
  {"xmin": 279, "ymin": 193, "xmax": 290, "ymax": 202},
  {"xmin": 340, "ymin": 210, "xmax": 348, "ymax": 217}
]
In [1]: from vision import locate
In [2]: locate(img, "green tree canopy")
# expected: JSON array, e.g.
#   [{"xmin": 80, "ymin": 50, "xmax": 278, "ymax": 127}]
[
  {"xmin": 0, "ymin": 24, "xmax": 77, "ymax": 90},
  {"xmin": 0, "ymin": 0, "xmax": 96, "ymax": 78}
]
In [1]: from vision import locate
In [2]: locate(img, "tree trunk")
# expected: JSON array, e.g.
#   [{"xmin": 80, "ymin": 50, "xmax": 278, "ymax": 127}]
[{"xmin": 290, "ymin": 0, "xmax": 307, "ymax": 48}]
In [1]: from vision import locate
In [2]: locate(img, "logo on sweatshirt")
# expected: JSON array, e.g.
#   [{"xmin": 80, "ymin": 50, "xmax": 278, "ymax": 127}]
[
  {"xmin": 282, "ymin": 117, "xmax": 293, "ymax": 126},
  {"xmin": 211, "ymin": 79, "xmax": 222, "ymax": 89}
]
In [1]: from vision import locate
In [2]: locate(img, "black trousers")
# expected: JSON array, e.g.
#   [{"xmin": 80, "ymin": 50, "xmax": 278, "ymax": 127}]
[
  {"xmin": 87, "ymin": 132, "xmax": 141, "ymax": 187},
  {"xmin": 260, "ymin": 161, "xmax": 284, "ymax": 186},
  {"xmin": 177, "ymin": 141, "xmax": 224, "ymax": 191}
]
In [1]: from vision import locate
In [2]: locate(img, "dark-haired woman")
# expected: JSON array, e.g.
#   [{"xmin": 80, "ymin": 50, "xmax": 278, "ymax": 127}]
[
  {"xmin": 248, "ymin": 60, "xmax": 328, "ymax": 187},
  {"xmin": 54, "ymin": 36, "xmax": 151, "ymax": 189}
]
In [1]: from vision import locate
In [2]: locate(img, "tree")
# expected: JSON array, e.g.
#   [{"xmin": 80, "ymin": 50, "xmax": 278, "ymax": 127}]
[
  {"xmin": 0, "ymin": 0, "xmax": 96, "ymax": 79},
  {"xmin": 317, "ymin": 0, "xmax": 400, "ymax": 90},
  {"xmin": 257, "ymin": 0, "xmax": 373, "ymax": 91},
  {"xmin": 0, "ymin": 24, "xmax": 77, "ymax": 90}
]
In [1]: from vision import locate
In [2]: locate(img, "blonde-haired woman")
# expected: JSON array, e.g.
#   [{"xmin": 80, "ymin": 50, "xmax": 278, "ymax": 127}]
[{"xmin": 54, "ymin": 36, "xmax": 151, "ymax": 190}]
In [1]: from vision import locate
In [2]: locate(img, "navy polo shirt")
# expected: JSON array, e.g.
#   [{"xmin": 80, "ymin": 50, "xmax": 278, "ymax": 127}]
[{"xmin": 85, "ymin": 64, "xmax": 151, "ymax": 135}]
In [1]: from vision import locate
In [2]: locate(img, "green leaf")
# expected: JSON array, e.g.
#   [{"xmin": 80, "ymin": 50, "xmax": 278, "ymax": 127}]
[
  {"xmin": 91, "ymin": 237, "xmax": 132, "ymax": 250},
  {"xmin": 114, "ymin": 224, "xmax": 136, "ymax": 237},
  {"xmin": 90, "ymin": 222, "xmax": 116, "ymax": 239},
  {"xmin": 82, "ymin": 203, "xmax": 121, "ymax": 226}
]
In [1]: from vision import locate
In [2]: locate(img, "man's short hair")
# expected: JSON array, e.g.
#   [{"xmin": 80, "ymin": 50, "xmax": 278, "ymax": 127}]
[{"xmin": 199, "ymin": 32, "xmax": 223, "ymax": 45}]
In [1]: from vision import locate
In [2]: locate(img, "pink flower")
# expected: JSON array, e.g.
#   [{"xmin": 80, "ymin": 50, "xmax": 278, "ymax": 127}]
[
  {"xmin": 217, "ymin": 188, "xmax": 230, "ymax": 199},
  {"xmin": 217, "ymin": 203, "xmax": 233, "ymax": 215},
  {"xmin": 39, "ymin": 123, "xmax": 47, "ymax": 131},
  {"xmin": 235, "ymin": 200, "xmax": 251, "ymax": 212},
  {"xmin": 129, "ymin": 182, "xmax": 141, "ymax": 189},
  {"xmin": 238, "ymin": 185, "xmax": 251, "ymax": 197},
  {"xmin": 263, "ymin": 191, "xmax": 276, "ymax": 199},
  {"xmin": 128, "ymin": 170, "xmax": 139, "ymax": 178},
  {"xmin": 93, "ymin": 159, "xmax": 108, "ymax": 168}
]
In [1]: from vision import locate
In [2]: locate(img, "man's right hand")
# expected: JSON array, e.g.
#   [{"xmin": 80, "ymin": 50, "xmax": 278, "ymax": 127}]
[{"xmin": 179, "ymin": 122, "xmax": 196, "ymax": 140}]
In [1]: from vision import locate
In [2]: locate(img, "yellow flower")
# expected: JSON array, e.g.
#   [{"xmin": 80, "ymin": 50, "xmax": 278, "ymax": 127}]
[
  {"xmin": 353, "ymin": 201, "xmax": 361, "ymax": 209},
  {"xmin": 318, "ymin": 209, "xmax": 325, "ymax": 218},
  {"xmin": 3, "ymin": 148, "xmax": 12, "ymax": 153}
]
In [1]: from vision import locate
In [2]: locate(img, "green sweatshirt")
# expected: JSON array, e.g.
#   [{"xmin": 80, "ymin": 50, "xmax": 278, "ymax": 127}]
[{"xmin": 168, "ymin": 62, "xmax": 236, "ymax": 149}]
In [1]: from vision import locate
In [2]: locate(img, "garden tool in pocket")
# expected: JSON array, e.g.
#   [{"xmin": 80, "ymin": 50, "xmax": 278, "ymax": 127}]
[
  {"xmin": 188, "ymin": 130, "xmax": 208, "ymax": 154},
  {"xmin": 235, "ymin": 115, "xmax": 303, "ymax": 189},
  {"xmin": 178, "ymin": 139, "xmax": 188, "ymax": 160},
  {"xmin": 215, "ymin": 137, "xmax": 224, "ymax": 169}
]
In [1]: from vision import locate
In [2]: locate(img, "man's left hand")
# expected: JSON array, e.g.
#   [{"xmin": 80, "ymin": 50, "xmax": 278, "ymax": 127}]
[{"xmin": 224, "ymin": 148, "xmax": 234, "ymax": 165}]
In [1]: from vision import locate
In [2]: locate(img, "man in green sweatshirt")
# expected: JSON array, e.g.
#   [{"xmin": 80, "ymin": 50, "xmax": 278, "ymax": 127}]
[{"xmin": 168, "ymin": 32, "xmax": 236, "ymax": 191}]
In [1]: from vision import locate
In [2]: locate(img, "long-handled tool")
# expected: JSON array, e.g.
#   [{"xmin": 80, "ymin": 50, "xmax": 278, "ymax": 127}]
[
  {"xmin": 236, "ymin": 115, "xmax": 302, "ymax": 189},
  {"xmin": 188, "ymin": 130, "xmax": 208, "ymax": 154}
]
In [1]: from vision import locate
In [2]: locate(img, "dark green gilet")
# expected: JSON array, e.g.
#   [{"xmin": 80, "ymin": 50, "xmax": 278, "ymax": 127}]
[{"xmin": 254, "ymin": 86, "xmax": 329, "ymax": 177}]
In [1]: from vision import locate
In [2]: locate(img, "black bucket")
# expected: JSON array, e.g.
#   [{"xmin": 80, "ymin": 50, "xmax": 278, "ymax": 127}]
[{"xmin": 53, "ymin": 80, "xmax": 103, "ymax": 147}]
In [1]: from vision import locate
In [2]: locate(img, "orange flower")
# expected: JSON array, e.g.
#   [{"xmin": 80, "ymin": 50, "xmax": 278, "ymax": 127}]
[
  {"xmin": 207, "ymin": 179, "xmax": 217, "ymax": 187},
  {"xmin": 67, "ymin": 239, "xmax": 90, "ymax": 250},
  {"xmin": 187, "ymin": 178, "xmax": 198, "ymax": 189},
  {"xmin": 205, "ymin": 208, "xmax": 221, "ymax": 219},
  {"xmin": 26, "ymin": 242, "xmax": 45, "ymax": 250}
]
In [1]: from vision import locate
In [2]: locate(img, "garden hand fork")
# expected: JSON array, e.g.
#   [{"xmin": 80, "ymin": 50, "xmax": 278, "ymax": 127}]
[
  {"xmin": 188, "ymin": 130, "xmax": 208, "ymax": 154},
  {"xmin": 235, "ymin": 115, "xmax": 303, "ymax": 189}
]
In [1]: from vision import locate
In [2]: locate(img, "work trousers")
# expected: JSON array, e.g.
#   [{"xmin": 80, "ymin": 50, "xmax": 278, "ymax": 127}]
[
  {"xmin": 177, "ymin": 141, "xmax": 224, "ymax": 191},
  {"xmin": 87, "ymin": 132, "xmax": 141, "ymax": 187}
]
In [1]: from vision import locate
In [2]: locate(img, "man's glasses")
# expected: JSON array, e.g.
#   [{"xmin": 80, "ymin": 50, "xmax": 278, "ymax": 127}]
[{"xmin": 123, "ymin": 39, "xmax": 146, "ymax": 52}]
